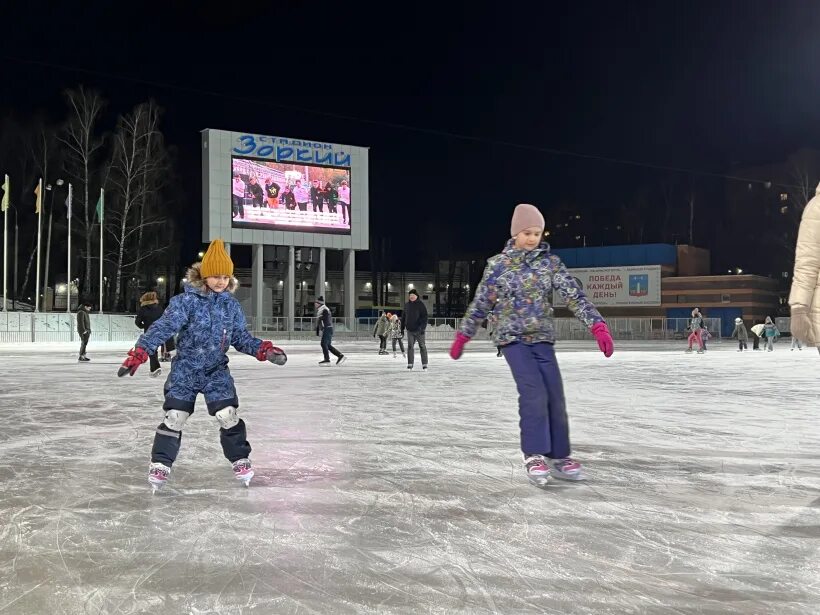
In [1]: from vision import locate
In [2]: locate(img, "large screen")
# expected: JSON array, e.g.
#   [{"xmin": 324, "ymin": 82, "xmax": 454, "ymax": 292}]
[{"xmin": 231, "ymin": 156, "xmax": 351, "ymax": 234}]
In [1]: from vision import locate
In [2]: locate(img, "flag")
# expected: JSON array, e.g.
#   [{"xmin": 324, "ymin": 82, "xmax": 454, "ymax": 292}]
[
  {"xmin": 1, "ymin": 174, "xmax": 8, "ymax": 212},
  {"xmin": 95, "ymin": 191, "xmax": 103, "ymax": 222},
  {"xmin": 34, "ymin": 181, "xmax": 41, "ymax": 214}
]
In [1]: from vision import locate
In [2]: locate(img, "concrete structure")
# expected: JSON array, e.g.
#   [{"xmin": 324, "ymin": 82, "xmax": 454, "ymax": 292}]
[{"xmin": 201, "ymin": 129, "xmax": 369, "ymax": 327}]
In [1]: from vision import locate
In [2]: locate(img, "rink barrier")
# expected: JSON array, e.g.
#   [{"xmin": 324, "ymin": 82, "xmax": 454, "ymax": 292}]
[{"xmin": 0, "ymin": 313, "xmax": 722, "ymax": 343}]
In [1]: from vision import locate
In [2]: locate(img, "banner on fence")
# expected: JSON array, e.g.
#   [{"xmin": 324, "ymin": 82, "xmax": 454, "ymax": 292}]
[{"xmin": 553, "ymin": 265, "xmax": 662, "ymax": 307}]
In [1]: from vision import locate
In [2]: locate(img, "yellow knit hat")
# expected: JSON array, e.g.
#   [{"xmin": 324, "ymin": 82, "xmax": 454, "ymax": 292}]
[{"xmin": 200, "ymin": 239, "xmax": 234, "ymax": 277}]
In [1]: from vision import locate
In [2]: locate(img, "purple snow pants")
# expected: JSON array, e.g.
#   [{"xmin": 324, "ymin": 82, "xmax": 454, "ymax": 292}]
[{"xmin": 502, "ymin": 342, "xmax": 571, "ymax": 458}]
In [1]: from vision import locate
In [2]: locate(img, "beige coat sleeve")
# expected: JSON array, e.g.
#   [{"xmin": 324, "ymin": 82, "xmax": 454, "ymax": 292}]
[{"xmin": 789, "ymin": 193, "xmax": 820, "ymax": 309}]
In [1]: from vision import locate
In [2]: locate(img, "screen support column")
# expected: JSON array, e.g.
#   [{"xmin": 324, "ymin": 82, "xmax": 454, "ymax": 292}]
[
  {"xmin": 344, "ymin": 249, "xmax": 355, "ymax": 323},
  {"xmin": 285, "ymin": 245, "xmax": 295, "ymax": 333},
  {"xmin": 252, "ymin": 243, "xmax": 264, "ymax": 331},
  {"xmin": 315, "ymin": 248, "xmax": 326, "ymax": 303}
]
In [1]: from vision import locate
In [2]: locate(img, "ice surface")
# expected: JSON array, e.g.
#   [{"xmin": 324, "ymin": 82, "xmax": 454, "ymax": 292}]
[{"xmin": 0, "ymin": 340, "xmax": 819, "ymax": 614}]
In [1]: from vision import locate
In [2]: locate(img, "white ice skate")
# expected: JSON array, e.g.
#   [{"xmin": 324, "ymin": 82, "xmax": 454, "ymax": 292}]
[
  {"xmin": 150, "ymin": 367, "xmax": 162, "ymax": 378},
  {"xmin": 546, "ymin": 457, "xmax": 586, "ymax": 481},
  {"xmin": 232, "ymin": 458, "xmax": 254, "ymax": 486},
  {"xmin": 148, "ymin": 462, "xmax": 171, "ymax": 493},
  {"xmin": 524, "ymin": 455, "xmax": 551, "ymax": 487}
]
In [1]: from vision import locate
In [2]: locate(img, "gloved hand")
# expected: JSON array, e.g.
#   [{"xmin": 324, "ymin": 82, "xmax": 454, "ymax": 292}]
[
  {"xmin": 790, "ymin": 306, "xmax": 812, "ymax": 344},
  {"xmin": 118, "ymin": 347, "xmax": 149, "ymax": 377},
  {"xmin": 449, "ymin": 332, "xmax": 470, "ymax": 360},
  {"xmin": 257, "ymin": 340, "xmax": 287, "ymax": 365},
  {"xmin": 591, "ymin": 322, "xmax": 614, "ymax": 358}
]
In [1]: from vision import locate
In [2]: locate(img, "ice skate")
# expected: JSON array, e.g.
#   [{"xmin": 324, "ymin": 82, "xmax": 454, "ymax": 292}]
[
  {"xmin": 524, "ymin": 455, "xmax": 551, "ymax": 487},
  {"xmin": 232, "ymin": 458, "xmax": 254, "ymax": 486},
  {"xmin": 547, "ymin": 457, "xmax": 586, "ymax": 481},
  {"xmin": 696, "ymin": 349, "xmax": 704, "ymax": 354},
  {"xmin": 422, "ymin": 365, "xmax": 428, "ymax": 371},
  {"xmin": 148, "ymin": 462, "xmax": 171, "ymax": 492},
  {"xmin": 150, "ymin": 367, "xmax": 162, "ymax": 378},
  {"xmin": 336, "ymin": 355, "xmax": 347, "ymax": 365},
  {"xmin": 685, "ymin": 348, "xmax": 692, "ymax": 354},
  {"xmin": 78, "ymin": 355, "xmax": 90, "ymax": 362},
  {"xmin": 318, "ymin": 360, "xmax": 331, "ymax": 366}
]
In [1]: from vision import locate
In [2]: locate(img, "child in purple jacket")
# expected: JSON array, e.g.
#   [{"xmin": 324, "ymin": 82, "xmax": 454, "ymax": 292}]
[{"xmin": 449, "ymin": 204, "xmax": 614, "ymax": 487}]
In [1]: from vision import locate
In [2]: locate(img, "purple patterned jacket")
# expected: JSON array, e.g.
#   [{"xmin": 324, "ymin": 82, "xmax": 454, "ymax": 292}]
[{"xmin": 460, "ymin": 240, "xmax": 604, "ymax": 345}]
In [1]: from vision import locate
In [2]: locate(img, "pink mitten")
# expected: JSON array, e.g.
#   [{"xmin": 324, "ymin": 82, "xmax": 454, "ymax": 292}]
[
  {"xmin": 591, "ymin": 322, "xmax": 614, "ymax": 358},
  {"xmin": 449, "ymin": 332, "xmax": 470, "ymax": 360}
]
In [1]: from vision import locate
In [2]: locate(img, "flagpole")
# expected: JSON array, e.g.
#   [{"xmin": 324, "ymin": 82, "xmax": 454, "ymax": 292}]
[
  {"xmin": 2, "ymin": 174, "xmax": 8, "ymax": 313},
  {"xmin": 98, "ymin": 188, "xmax": 104, "ymax": 314},
  {"xmin": 67, "ymin": 183, "xmax": 72, "ymax": 314},
  {"xmin": 35, "ymin": 177, "xmax": 43, "ymax": 313}
]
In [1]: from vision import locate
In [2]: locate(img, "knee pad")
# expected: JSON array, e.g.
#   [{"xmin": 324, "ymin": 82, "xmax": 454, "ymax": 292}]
[
  {"xmin": 214, "ymin": 406, "xmax": 240, "ymax": 429},
  {"xmin": 163, "ymin": 410, "xmax": 190, "ymax": 431}
]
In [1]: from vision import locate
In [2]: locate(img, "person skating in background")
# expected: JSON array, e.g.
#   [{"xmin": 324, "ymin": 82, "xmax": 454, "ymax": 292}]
[
  {"xmin": 315, "ymin": 296, "xmax": 346, "ymax": 366},
  {"xmin": 730, "ymin": 317, "xmax": 748, "ymax": 351},
  {"xmin": 449, "ymin": 204, "xmax": 614, "ymax": 487},
  {"xmin": 337, "ymin": 179, "xmax": 350, "ymax": 224},
  {"xmin": 487, "ymin": 311, "xmax": 502, "ymax": 357},
  {"xmin": 750, "ymin": 322, "xmax": 764, "ymax": 350},
  {"xmin": 294, "ymin": 180, "xmax": 310, "ymax": 212},
  {"xmin": 389, "ymin": 313, "xmax": 405, "ymax": 358},
  {"xmin": 762, "ymin": 316, "xmax": 780, "ymax": 351},
  {"xmin": 373, "ymin": 311, "xmax": 390, "ymax": 355},
  {"xmin": 280, "ymin": 185, "xmax": 297, "ymax": 210},
  {"xmin": 117, "ymin": 239, "xmax": 287, "ymax": 491},
  {"xmin": 402, "ymin": 289, "xmax": 429, "ymax": 370},
  {"xmin": 76, "ymin": 300, "xmax": 92, "ymax": 362},
  {"xmin": 247, "ymin": 175, "xmax": 264, "ymax": 209},
  {"xmin": 264, "ymin": 176, "xmax": 280, "ymax": 208},
  {"xmin": 232, "ymin": 173, "xmax": 246, "ymax": 219},
  {"xmin": 791, "ymin": 334, "xmax": 803, "ymax": 350},
  {"xmin": 701, "ymin": 324, "xmax": 710, "ymax": 351},
  {"xmin": 686, "ymin": 308, "xmax": 705, "ymax": 354},
  {"xmin": 135, "ymin": 291, "xmax": 165, "ymax": 377}
]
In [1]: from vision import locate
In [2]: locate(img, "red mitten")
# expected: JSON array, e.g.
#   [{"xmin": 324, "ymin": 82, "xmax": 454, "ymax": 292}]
[
  {"xmin": 591, "ymin": 322, "xmax": 614, "ymax": 358},
  {"xmin": 117, "ymin": 347, "xmax": 149, "ymax": 377},
  {"xmin": 257, "ymin": 340, "xmax": 288, "ymax": 365},
  {"xmin": 449, "ymin": 332, "xmax": 470, "ymax": 360}
]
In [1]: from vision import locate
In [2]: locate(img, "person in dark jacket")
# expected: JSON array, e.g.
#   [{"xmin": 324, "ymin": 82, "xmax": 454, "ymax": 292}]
[
  {"xmin": 401, "ymin": 289, "xmax": 429, "ymax": 369},
  {"xmin": 730, "ymin": 317, "xmax": 749, "ymax": 351},
  {"xmin": 310, "ymin": 179, "xmax": 324, "ymax": 213},
  {"xmin": 76, "ymin": 300, "xmax": 92, "ymax": 362},
  {"xmin": 280, "ymin": 185, "xmax": 297, "ymax": 210},
  {"xmin": 315, "ymin": 296, "xmax": 346, "ymax": 365},
  {"xmin": 324, "ymin": 182, "xmax": 338, "ymax": 214},
  {"xmin": 135, "ymin": 291, "xmax": 166, "ymax": 376},
  {"xmin": 247, "ymin": 176, "xmax": 264, "ymax": 208},
  {"xmin": 264, "ymin": 176, "xmax": 281, "ymax": 208}
]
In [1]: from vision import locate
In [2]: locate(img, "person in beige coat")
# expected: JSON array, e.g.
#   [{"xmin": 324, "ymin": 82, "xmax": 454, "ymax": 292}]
[{"xmin": 789, "ymin": 182, "xmax": 820, "ymax": 347}]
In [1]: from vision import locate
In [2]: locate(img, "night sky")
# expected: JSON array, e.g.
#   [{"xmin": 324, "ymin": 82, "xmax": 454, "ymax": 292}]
[{"xmin": 4, "ymin": 2, "xmax": 820, "ymax": 272}]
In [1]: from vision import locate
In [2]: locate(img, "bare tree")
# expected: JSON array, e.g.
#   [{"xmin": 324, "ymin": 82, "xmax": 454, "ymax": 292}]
[
  {"xmin": 59, "ymin": 87, "xmax": 106, "ymax": 297},
  {"xmin": 108, "ymin": 102, "xmax": 169, "ymax": 310}
]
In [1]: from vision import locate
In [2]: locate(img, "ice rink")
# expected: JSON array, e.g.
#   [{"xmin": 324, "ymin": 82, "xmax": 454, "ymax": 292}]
[{"xmin": 1, "ymin": 339, "xmax": 819, "ymax": 614}]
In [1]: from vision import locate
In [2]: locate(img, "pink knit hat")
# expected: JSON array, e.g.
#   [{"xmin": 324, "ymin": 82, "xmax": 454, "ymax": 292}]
[{"xmin": 510, "ymin": 203, "xmax": 545, "ymax": 237}]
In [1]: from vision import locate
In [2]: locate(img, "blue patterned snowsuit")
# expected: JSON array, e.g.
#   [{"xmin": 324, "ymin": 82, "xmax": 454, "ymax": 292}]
[
  {"xmin": 136, "ymin": 278, "xmax": 263, "ymax": 465},
  {"xmin": 460, "ymin": 240, "xmax": 604, "ymax": 458}
]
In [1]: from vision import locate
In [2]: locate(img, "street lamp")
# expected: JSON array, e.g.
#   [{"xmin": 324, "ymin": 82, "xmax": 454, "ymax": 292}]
[{"xmin": 43, "ymin": 179, "xmax": 65, "ymax": 309}]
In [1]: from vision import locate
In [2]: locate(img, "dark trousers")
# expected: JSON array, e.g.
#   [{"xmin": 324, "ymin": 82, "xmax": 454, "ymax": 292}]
[
  {"xmin": 407, "ymin": 331, "xmax": 428, "ymax": 366},
  {"xmin": 340, "ymin": 201, "xmax": 350, "ymax": 223},
  {"xmin": 152, "ymin": 418, "xmax": 250, "ymax": 466},
  {"xmin": 232, "ymin": 195, "xmax": 244, "ymax": 219},
  {"xmin": 502, "ymin": 342, "xmax": 570, "ymax": 458},
  {"xmin": 737, "ymin": 339, "xmax": 748, "ymax": 351},
  {"xmin": 391, "ymin": 338, "xmax": 405, "ymax": 353},
  {"xmin": 298, "ymin": 202, "xmax": 308, "ymax": 212},
  {"xmin": 753, "ymin": 335, "xmax": 760, "ymax": 350},
  {"xmin": 79, "ymin": 332, "xmax": 90, "ymax": 356},
  {"xmin": 378, "ymin": 335, "xmax": 387, "ymax": 351},
  {"xmin": 321, "ymin": 327, "xmax": 342, "ymax": 361},
  {"xmin": 149, "ymin": 351, "xmax": 161, "ymax": 372}
]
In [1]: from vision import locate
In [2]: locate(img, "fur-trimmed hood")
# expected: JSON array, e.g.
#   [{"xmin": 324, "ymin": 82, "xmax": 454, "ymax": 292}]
[{"xmin": 185, "ymin": 262, "xmax": 239, "ymax": 294}]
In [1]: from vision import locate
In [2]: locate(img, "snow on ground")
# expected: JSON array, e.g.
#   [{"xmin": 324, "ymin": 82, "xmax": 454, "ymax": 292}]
[{"xmin": 0, "ymin": 340, "xmax": 818, "ymax": 614}]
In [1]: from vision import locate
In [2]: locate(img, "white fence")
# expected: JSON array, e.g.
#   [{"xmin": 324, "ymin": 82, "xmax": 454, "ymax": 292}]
[{"xmin": 0, "ymin": 313, "xmax": 722, "ymax": 344}]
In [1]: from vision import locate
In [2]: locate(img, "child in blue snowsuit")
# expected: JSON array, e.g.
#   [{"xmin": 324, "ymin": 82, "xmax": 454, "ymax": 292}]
[
  {"xmin": 118, "ymin": 239, "xmax": 285, "ymax": 490},
  {"xmin": 449, "ymin": 204, "xmax": 614, "ymax": 486}
]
